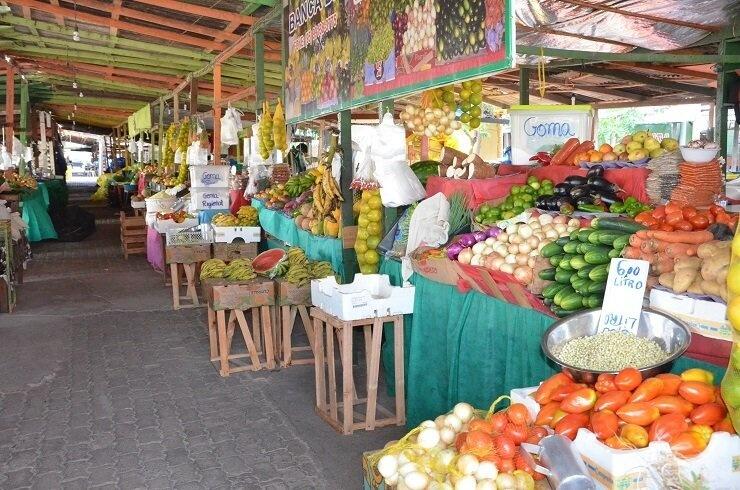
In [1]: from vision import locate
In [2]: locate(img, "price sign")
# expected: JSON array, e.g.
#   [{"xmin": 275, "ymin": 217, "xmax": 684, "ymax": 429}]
[{"xmin": 597, "ymin": 258, "xmax": 650, "ymax": 335}]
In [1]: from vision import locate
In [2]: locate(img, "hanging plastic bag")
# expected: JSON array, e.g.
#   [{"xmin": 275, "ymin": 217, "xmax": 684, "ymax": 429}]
[
  {"xmin": 371, "ymin": 112, "xmax": 407, "ymax": 161},
  {"xmin": 221, "ymin": 113, "xmax": 239, "ymax": 146},
  {"xmin": 374, "ymin": 159, "xmax": 426, "ymax": 207},
  {"xmin": 128, "ymin": 137, "xmax": 137, "ymax": 154},
  {"xmin": 245, "ymin": 163, "xmax": 271, "ymax": 196},
  {"xmin": 0, "ymin": 145, "xmax": 12, "ymax": 170},
  {"xmin": 401, "ymin": 193, "xmax": 450, "ymax": 281},
  {"xmin": 188, "ymin": 140, "xmax": 208, "ymax": 166}
]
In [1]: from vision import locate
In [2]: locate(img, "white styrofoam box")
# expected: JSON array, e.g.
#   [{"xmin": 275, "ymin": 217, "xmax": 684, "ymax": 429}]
[
  {"xmin": 572, "ymin": 428, "xmax": 740, "ymax": 490},
  {"xmin": 649, "ymin": 288, "xmax": 732, "ymax": 342},
  {"xmin": 154, "ymin": 217, "xmax": 199, "ymax": 234},
  {"xmin": 189, "ymin": 165, "xmax": 230, "ymax": 188},
  {"xmin": 145, "ymin": 196, "xmax": 177, "ymax": 214},
  {"xmin": 310, "ymin": 274, "xmax": 415, "ymax": 321},
  {"xmin": 509, "ymin": 105, "xmax": 593, "ymax": 165},
  {"xmin": 509, "ymin": 386, "xmax": 540, "ymax": 420},
  {"xmin": 131, "ymin": 199, "xmax": 146, "ymax": 209},
  {"xmin": 145, "ymin": 212, "xmax": 157, "ymax": 227},
  {"xmin": 211, "ymin": 225, "xmax": 261, "ymax": 243},
  {"xmin": 190, "ymin": 187, "xmax": 230, "ymax": 211}
]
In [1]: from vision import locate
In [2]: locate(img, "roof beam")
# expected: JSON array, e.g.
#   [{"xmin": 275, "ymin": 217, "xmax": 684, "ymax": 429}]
[
  {"xmin": 554, "ymin": 0, "xmax": 722, "ymax": 33},
  {"xmin": 110, "ymin": 0, "xmax": 121, "ymax": 38},
  {"xmin": 516, "ymin": 45, "xmax": 734, "ymax": 64},
  {"xmin": 566, "ymin": 66, "xmax": 715, "ymax": 97},
  {"xmin": 47, "ymin": 0, "xmax": 64, "ymax": 26},
  {"xmin": 3, "ymin": 0, "xmax": 227, "ymax": 51},
  {"xmin": 129, "ymin": 0, "xmax": 255, "ymax": 25},
  {"xmin": 19, "ymin": 5, "xmax": 45, "ymax": 47},
  {"xmin": 516, "ymin": 23, "xmax": 635, "ymax": 49},
  {"xmin": 608, "ymin": 62, "xmax": 718, "ymax": 82}
]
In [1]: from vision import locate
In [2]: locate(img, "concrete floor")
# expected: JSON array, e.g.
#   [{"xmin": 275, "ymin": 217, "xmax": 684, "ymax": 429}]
[{"xmin": 0, "ymin": 185, "xmax": 406, "ymax": 489}]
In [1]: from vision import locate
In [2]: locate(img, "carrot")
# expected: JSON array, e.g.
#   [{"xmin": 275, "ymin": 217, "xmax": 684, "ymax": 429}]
[
  {"xmin": 551, "ymin": 137, "xmax": 580, "ymax": 166},
  {"xmin": 666, "ymin": 243, "xmax": 697, "ymax": 258},
  {"xmin": 635, "ymin": 230, "xmax": 649, "ymax": 239},
  {"xmin": 624, "ymin": 246, "xmax": 642, "ymax": 259},
  {"xmin": 648, "ymin": 230, "xmax": 713, "ymax": 244},
  {"xmin": 629, "ymin": 234, "xmax": 644, "ymax": 248},
  {"xmin": 654, "ymin": 257, "xmax": 675, "ymax": 275},
  {"xmin": 641, "ymin": 240, "xmax": 656, "ymax": 253},
  {"xmin": 570, "ymin": 141, "xmax": 595, "ymax": 165}
]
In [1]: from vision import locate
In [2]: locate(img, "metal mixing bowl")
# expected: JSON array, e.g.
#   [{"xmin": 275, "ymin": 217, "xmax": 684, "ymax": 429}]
[{"xmin": 541, "ymin": 308, "xmax": 691, "ymax": 383}]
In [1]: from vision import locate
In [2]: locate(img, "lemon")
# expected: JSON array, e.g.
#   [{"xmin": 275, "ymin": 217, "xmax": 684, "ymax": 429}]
[
  {"xmin": 366, "ymin": 236, "xmax": 381, "ymax": 249},
  {"xmin": 358, "ymin": 215, "xmax": 369, "ymax": 228},
  {"xmin": 732, "ymin": 235, "xmax": 740, "ymax": 258},
  {"xmin": 728, "ymin": 296, "xmax": 740, "ymax": 332},
  {"xmin": 354, "ymin": 240, "xmax": 368, "ymax": 254},
  {"xmin": 367, "ymin": 222, "xmax": 381, "ymax": 236},
  {"xmin": 364, "ymin": 250, "xmax": 379, "ymax": 265},
  {"xmin": 728, "ymin": 262, "xmax": 740, "ymax": 295},
  {"xmin": 367, "ymin": 209, "xmax": 382, "ymax": 222},
  {"xmin": 360, "ymin": 203, "xmax": 371, "ymax": 214},
  {"xmin": 368, "ymin": 196, "xmax": 382, "ymax": 210},
  {"xmin": 361, "ymin": 190, "xmax": 372, "ymax": 202},
  {"xmin": 359, "ymin": 264, "xmax": 376, "ymax": 274}
]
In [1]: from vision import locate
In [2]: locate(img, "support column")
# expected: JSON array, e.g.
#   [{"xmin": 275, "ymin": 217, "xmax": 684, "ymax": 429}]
[
  {"xmin": 190, "ymin": 77, "xmax": 198, "ymax": 116},
  {"xmin": 716, "ymin": 38, "xmax": 740, "ymax": 169},
  {"xmin": 4, "ymin": 65, "xmax": 15, "ymax": 147},
  {"xmin": 339, "ymin": 109, "xmax": 356, "ymax": 283},
  {"xmin": 519, "ymin": 67, "xmax": 530, "ymax": 105},
  {"xmin": 213, "ymin": 63, "xmax": 222, "ymax": 161},
  {"xmin": 19, "ymin": 79, "xmax": 28, "ymax": 176},
  {"xmin": 173, "ymin": 91, "xmax": 180, "ymax": 123},
  {"xmin": 255, "ymin": 31, "xmax": 265, "ymax": 109},
  {"xmin": 158, "ymin": 98, "xmax": 164, "ymax": 163}
]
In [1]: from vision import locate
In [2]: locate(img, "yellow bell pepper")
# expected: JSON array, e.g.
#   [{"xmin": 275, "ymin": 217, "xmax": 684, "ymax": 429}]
[{"xmin": 681, "ymin": 368, "xmax": 715, "ymax": 385}]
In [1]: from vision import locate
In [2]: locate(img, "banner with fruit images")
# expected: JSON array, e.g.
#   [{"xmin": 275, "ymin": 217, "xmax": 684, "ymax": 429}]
[{"xmin": 283, "ymin": 0, "xmax": 514, "ymax": 123}]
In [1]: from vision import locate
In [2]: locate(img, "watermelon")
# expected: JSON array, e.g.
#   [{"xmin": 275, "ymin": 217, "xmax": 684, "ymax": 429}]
[{"xmin": 252, "ymin": 249, "xmax": 286, "ymax": 274}]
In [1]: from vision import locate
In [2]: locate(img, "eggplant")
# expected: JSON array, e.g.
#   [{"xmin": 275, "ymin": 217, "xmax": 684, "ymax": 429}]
[
  {"xmin": 555, "ymin": 196, "xmax": 575, "ymax": 208},
  {"xmin": 564, "ymin": 176, "xmax": 588, "ymax": 186},
  {"xmin": 587, "ymin": 176, "xmax": 620, "ymax": 193},
  {"xmin": 586, "ymin": 165, "xmax": 604, "ymax": 179},
  {"xmin": 590, "ymin": 190, "xmax": 620, "ymax": 205},
  {"xmin": 569, "ymin": 185, "xmax": 592, "ymax": 200},
  {"xmin": 535, "ymin": 196, "xmax": 548, "ymax": 208},
  {"xmin": 553, "ymin": 183, "xmax": 573, "ymax": 196},
  {"xmin": 575, "ymin": 196, "xmax": 594, "ymax": 207},
  {"xmin": 546, "ymin": 196, "xmax": 560, "ymax": 211}
]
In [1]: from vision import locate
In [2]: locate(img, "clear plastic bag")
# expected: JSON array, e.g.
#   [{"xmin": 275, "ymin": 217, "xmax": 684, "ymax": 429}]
[
  {"xmin": 245, "ymin": 163, "xmax": 271, "ymax": 196},
  {"xmin": 221, "ymin": 110, "xmax": 239, "ymax": 146}
]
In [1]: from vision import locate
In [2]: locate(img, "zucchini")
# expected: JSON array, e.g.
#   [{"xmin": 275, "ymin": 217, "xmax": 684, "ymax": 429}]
[
  {"xmin": 549, "ymin": 254, "xmax": 563, "ymax": 267},
  {"xmin": 569, "ymin": 255, "xmax": 589, "ymax": 270},
  {"xmin": 588, "ymin": 264, "xmax": 609, "ymax": 282},
  {"xmin": 554, "ymin": 285, "xmax": 575, "ymax": 306},
  {"xmin": 551, "ymin": 306, "xmax": 571, "ymax": 318},
  {"xmin": 539, "ymin": 268, "xmax": 557, "ymax": 281},
  {"xmin": 560, "ymin": 292, "xmax": 585, "ymax": 311},
  {"xmin": 577, "ymin": 229, "xmax": 595, "ymax": 243},
  {"xmin": 563, "ymin": 241, "xmax": 580, "ymax": 254},
  {"xmin": 584, "ymin": 250, "xmax": 611, "ymax": 265},
  {"xmin": 612, "ymin": 234, "xmax": 630, "ymax": 251},
  {"xmin": 554, "ymin": 269, "xmax": 573, "ymax": 284},
  {"xmin": 591, "ymin": 217, "xmax": 646, "ymax": 234},
  {"xmin": 541, "ymin": 242, "xmax": 564, "ymax": 258},
  {"xmin": 577, "ymin": 264, "xmax": 596, "ymax": 279},
  {"xmin": 584, "ymin": 294, "xmax": 603, "ymax": 308},
  {"xmin": 542, "ymin": 282, "xmax": 568, "ymax": 299},
  {"xmin": 586, "ymin": 281, "xmax": 607, "ymax": 294}
]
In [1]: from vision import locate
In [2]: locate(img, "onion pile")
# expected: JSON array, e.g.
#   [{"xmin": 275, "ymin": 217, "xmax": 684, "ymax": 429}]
[
  {"xmin": 450, "ymin": 215, "xmax": 580, "ymax": 285},
  {"xmin": 400, "ymin": 104, "xmax": 462, "ymax": 138},
  {"xmin": 401, "ymin": 0, "xmax": 437, "ymax": 55}
]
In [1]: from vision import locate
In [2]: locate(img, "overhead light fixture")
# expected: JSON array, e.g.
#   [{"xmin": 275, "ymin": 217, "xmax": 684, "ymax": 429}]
[
  {"xmin": 20, "ymin": 74, "xmax": 26, "ymax": 81},
  {"xmin": 79, "ymin": 91, "xmax": 84, "ymax": 98},
  {"xmin": 4, "ymin": 54, "xmax": 10, "ymax": 63},
  {"xmin": 72, "ymin": 30, "xmax": 80, "ymax": 42},
  {"xmin": 73, "ymin": 103, "xmax": 77, "ymax": 111},
  {"xmin": 72, "ymin": 81, "xmax": 78, "ymax": 89}
]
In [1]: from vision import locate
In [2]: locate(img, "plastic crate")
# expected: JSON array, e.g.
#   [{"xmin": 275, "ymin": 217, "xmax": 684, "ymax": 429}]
[{"xmin": 165, "ymin": 225, "xmax": 213, "ymax": 246}]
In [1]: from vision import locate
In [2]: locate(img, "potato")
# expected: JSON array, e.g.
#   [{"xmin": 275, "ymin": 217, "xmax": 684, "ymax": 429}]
[
  {"xmin": 688, "ymin": 277, "xmax": 705, "ymax": 295},
  {"xmin": 700, "ymin": 252, "xmax": 731, "ymax": 281},
  {"xmin": 658, "ymin": 272, "xmax": 675, "ymax": 289},
  {"xmin": 700, "ymin": 280, "xmax": 722, "ymax": 298},
  {"xmin": 674, "ymin": 257, "xmax": 702, "ymax": 271},
  {"xmin": 696, "ymin": 241, "xmax": 719, "ymax": 259},
  {"xmin": 673, "ymin": 268, "xmax": 698, "ymax": 294},
  {"xmin": 716, "ymin": 265, "xmax": 729, "ymax": 285}
]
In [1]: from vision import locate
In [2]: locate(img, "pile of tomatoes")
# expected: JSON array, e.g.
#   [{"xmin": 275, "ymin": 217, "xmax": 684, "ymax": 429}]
[
  {"xmin": 634, "ymin": 202, "xmax": 737, "ymax": 232},
  {"xmin": 532, "ymin": 367, "xmax": 734, "ymax": 457},
  {"xmin": 455, "ymin": 403, "xmax": 547, "ymax": 480}
]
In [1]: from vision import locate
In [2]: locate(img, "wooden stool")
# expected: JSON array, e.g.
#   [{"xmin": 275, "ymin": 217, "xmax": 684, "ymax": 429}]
[
  {"xmin": 204, "ymin": 279, "xmax": 277, "ymax": 376},
  {"xmin": 119, "ymin": 211, "xmax": 146, "ymax": 259},
  {"xmin": 165, "ymin": 243, "xmax": 211, "ymax": 310},
  {"xmin": 275, "ymin": 279, "xmax": 314, "ymax": 366},
  {"xmin": 310, "ymin": 308, "xmax": 406, "ymax": 435}
]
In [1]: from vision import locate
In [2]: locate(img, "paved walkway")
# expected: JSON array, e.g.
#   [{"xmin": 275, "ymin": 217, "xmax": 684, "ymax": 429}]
[{"xmin": 0, "ymin": 186, "xmax": 405, "ymax": 489}]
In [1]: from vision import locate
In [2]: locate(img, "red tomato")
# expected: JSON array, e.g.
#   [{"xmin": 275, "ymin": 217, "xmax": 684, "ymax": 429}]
[
  {"xmin": 690, "ymin": 403, "xmax": 726, "ymax": 426},
  {"xmin": 665, "ymin": 211, "xmax": 684, "ymax": 226},
  {"xmin": 670, "ymin": 431, "xmax": 706, "ymax": 457},
  {"xmin": 658, "ymin": 223, "xmax": 675, "ymax": 232},
  {"xmin": 549, "ymin": 409, "xmax": 568, "ymax": 428},
  {"xmin": 593, "ymin": 390, "xmax": 632, "ymax": 412},
  {"xmin": 554, "ymin": 413, "xmax": 590, "ymax": 440},
  {"xmin": 690, "ymin": 424, "xmax": 714, "ymax": 445},
  {"xmin": 709, "ymin": 204, "xmax": 724, "ymax": 216},
  {"xmin": 604, "ymin": 435, "xmax": 630, "ymax": 449},
  {"xmin": 620, "ymin": 423, "xmax": 649, "ymax": 448},
  {"xmin": 560, "ymin": 388, "xmax": 598, "ymax": 414},
  {"xmin": 629, "ymin": 378, "xmax": 664, "ymax": 403},
  {"xmin": 533, "ymin": 372, "xmax": 572, "ymax": 404},
  {"xmin": 655, "ymin": 374, "xmax": 682, "ymax": 395},
  {"xmin": 648, "ymin": 413, "xmax": 689, "ymax": 442},
  {"xmin": 503, "ymin": 422, "xmax": 529, "ymax": 445},
  {"xmin": 678, "ymin": 381, "xmax": 716, "ymax": 405},
  {"xmin": 689, "ymin": 214, "xmax": 710, "ymax": 230},
  {"xmin": 651, "ymin": 395, "xmax": 694, "ymax": 416},
  {"xmin": 652, "ymin": 206, "xmax": 666, "ymax": 219},
  {"xmin": 590, "ymin": 410, "xmax": 619, "ymax": 440},
  {"xmin": 665, "ymin": 202, "xmax": 682, "ymax": 215},
  {"xmin": 713, "ymin": 416, "xmax": 736, "ymax": 434},
  {"xmin": 494, "ymin": 435, "xmax": 517, "ymax": 459},
  {"xmin": 673, "ymin": 220, "xmax": 693, "ymax": 231},
  {"xmin": 614, "ymin": 368, "xmax": 642, "ymax": 391},
  {"xmin": 616, "ymin": 402, "xmax": 661, "ymax": 426},
  {"xmin": 507, "ymin": 403, "xmax": 531, "ymax": 426},
  {"xmin": 550, "ymin": 383, "xmax": 587, "ymax": 402},
  {"xmin": 716, "ymin": 212, "xmax": 732, "ymax": 226},
  {"xmin": 634, "ymin": 211, "xmax": 654, "ymax": 224},
  {"xmin": 595, "ymin": 373, "xmax": 617, "ymax": 393},
  {"xmin": 681, "ymin": 207, "xmax": 698, "ymax": 220},
  {"xmin": 534, "ymin": 401, "xmax": 561, "ymax": 427}
]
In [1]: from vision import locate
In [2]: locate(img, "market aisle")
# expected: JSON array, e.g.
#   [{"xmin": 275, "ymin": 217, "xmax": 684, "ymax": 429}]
[{"xmin": 0, "ymin": 185, "xmax": 405, "ymax": 489}]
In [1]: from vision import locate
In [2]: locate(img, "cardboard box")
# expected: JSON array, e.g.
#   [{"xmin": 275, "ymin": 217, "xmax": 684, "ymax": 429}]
[
  {"xmin": 310, "ymin": 274, "xmax": 415, "ymax": 321},
  {"xmin": 276, "ymin": 278, "xmax": 311, "ymax": 306},
  {"xmin": 212, "ymin": 242, "xmax": 258, "ymax": 261},
  {"xmin": 649, "ymin": 288, "xmax": 733, "ymax": 342},
  {"xmin": 165, "ymin": 243, "xmax": 211, "ymax": 264},
  {"xmin": 189, "ymin": 165, "xmax": 230, "ymax": 188},
  {"xmin": 362, "ymin": 450, "xmax": 386, "ymax": 490},
  {"xmin": 205, "ymin": 278, "xmax": 275, "ymax": 311},
  {"xmin": 190, "ymin": 187, "xmax": 230, "ymax": 210},
  {"xmin": 410, "ymin": 247, "xmax": 460, "ymax": 287},
  {"xmin": 212, "ymin": 225, "xmax": 261, "ymax": 243}
]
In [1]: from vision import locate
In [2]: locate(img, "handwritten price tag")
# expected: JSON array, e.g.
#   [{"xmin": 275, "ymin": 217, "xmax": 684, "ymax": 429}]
[{"xmin": 597, "ymin": 258, "xmax": 650, "ymax": 335}]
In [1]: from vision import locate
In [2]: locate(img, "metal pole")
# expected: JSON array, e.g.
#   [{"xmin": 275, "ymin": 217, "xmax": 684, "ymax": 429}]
[
  {"xmin": 213, "ymin": 63, "xmax": 222, "ymax": 161},
  {"xmin": 158, "ymin": 98, "xmax": 164, "ymax": 163},
  {"xmin": 519, "ymin": 67, "xmax": 530, "ymax": 105},
  {"xmin": 339, "ymin": 109, "xmax": 356, "ymax": 283},
  {"xmin": 255, "ymin": 31, "xmax": 265, "ymax": 109}
]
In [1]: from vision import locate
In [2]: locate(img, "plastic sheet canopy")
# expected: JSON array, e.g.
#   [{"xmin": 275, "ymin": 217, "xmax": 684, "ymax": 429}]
[{"xmin": 516, "ymin": 0, "xmax": 738, "ymax": 53}]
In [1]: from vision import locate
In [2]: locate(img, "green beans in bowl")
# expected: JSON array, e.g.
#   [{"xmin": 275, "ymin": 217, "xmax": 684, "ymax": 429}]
[{"xmin": 541, "ymin": 308, "xmax": 691, "ymax": 383}]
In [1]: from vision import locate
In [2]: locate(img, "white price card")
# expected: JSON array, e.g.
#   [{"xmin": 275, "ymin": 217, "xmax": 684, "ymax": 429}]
[{"xmin": 597, "ymin": 258, "xmax": 650, "ymax": 335}]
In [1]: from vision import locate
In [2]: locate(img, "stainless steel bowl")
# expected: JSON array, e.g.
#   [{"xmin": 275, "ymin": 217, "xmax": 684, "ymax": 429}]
[{"xmin": 541, "ymin": 308, "xmax": 691, "ymax": 383}]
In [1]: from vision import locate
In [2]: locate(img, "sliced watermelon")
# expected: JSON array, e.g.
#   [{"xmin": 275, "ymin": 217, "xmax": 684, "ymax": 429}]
[{"xmin": 252, "ymin": 249, "xmax": 287, "ymax": 274}]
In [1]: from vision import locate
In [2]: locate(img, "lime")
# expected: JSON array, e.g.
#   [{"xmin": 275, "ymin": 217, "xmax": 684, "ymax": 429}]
[
  {"xmin": 460, "ymin": 113, "xmax": 471, "ymax": 124},
  {"xmin": 474, "ymin": 214, "xmax": 483, "ymax": 223},
  {"xmin": 442, "ymin": 92, "xmax": 455, "ymax": 104},
  {"xmin": 367, "ymin": 236, "xmax": 381, "ymax": 249},
  {"xmin": 541, "ymin": 179, "xmax": 553, "ymax": 188},
  {"xmin": 527, "ymin": 175, "xmax": 539, "ymax": 185},
  {"xmin": 360, "ymin": 265, "xmax": 375, "ymax": 274},
  {"xmin": 364, "ymin": 250, "xmax": 380, "ymax": 265},
  {"xmin": 460, "ymin": 89, "xmax": 471, "ymax": 100},
  {"xmin": 367, "ymin": 209, "xmax": 382, "ymax": 222},
  {"xmin": 502, "ymin": 210, "xmax": 515, "ymax": 219},
  {"xmin": 461, "ymin": 81, "xmax": 472, "ymax": 90},
  {"xmin": 461, "ymin": 101, "xmax": 473, "ymax": 112},
  {"xmin": 358, "ymin": 215, "xmax": 369, "ymax": 228},
  {"xmin": 470, "ymin": 94, "xmax": 482, "ymax": 105},
  {"xmin": 501, "ymin": 202, "xmax": 512, "ymax": 211},
  {"xmin": 357, "ymin": 228, "xmax": 369, "ymax": 240},
  {"xmin": 354, "ymin": 240, "xmax": 368, "ymax": 254},
  {"xmin": 513, "ymin": 198, "xmax": 524, "ymax": 208},
  {"xmin": 367, "ymin": 222, "xmax": 382, "ymax": 235},
  {"xmin": 360, "ymin": 203, "xmax": 371, "ymax": 214},
  {"xmin": 368, "ymin": 196, "xmax": 382, "ymax": 209},
  {"xmin": 522, "ymin": 186, "xmax": 535, "ymax": 195},
  {"xmin": 511, "ymin": 185, "xmax": 521, "ymax": 194},
  {"xmin": 512, "ymin": 206, "xmax": 524, "ymax": 215},
  {"xmin": 471, "ymin": 81, "xmax": 483, "ymax": 94},
  {"xmin": 469, "ymin": 117, "xmax": 481, "ymax": 129},
  {"xmin": 480, "ymin": 204, "xmax": 491, "ymax": 214},
  {"xmin": 469, "ymin": 106, "xmax": 482, "ymax": 118}
]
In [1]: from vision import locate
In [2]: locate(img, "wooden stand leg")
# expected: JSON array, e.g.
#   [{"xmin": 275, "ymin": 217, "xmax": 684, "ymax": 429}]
[
  {"xmin": 326, "ymin": 323, "xmax": 338, "ymax": 422},
  {"xmin": 341, "ymin": 323, "xmax": 353, "ymax": 435},
  {"xmin": 298, "ymin": 306, "xmax": 315, "ymax": 354},
  {"xmin": 216, "ymin": 310, "xmax": 229, "ymax": 377},
  {"xmin": 314, "ymin": 317, "xmax": 326, "ymax": 412},
  {"xmin": 363, "ymin": 325, "xmax": 372, "ymax": 382},
  {"xmin": 260, "ymin": 306, "xmax": 276, "ymax": 369},
  {"xmin": 282, "ymin": 305, "xmax": 292, "ymax": 367},
  {"xmin": 170, "ymin": 263, "xmax": 180, "ymax": 309},
  {"xmin": 234, "ymin": 309, "xmax": 261, "ymax": 370},
  {"xmin": 208, "ymin": 307, "xmax": 217, "ymax": 359},
  {"xmin": 271, "ymin": 305, "xmax": 281, "ymax": 363},
  {"xmin": 394, "ymin": 317, "xmax": 406, "ymax": 426},
  {"xmin": 182, "ymin": 263, "xmax": 199, "ymax": 306},
  {"xmin": 365, "ymin": 318, "xmax": 383, "ymax": 430},
  {"xmin": 251, "ymin": 308, "xmax": 261, "ymax": 352}
]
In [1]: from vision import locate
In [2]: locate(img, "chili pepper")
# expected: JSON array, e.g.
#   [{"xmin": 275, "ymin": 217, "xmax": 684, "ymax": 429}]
[{"xmin": 578, "ymin": 203, "xmax": 607, "ymax": 213}]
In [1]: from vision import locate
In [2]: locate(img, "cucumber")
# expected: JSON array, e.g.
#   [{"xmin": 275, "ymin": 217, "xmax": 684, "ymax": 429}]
[
  {"xmin": 595, "ymin": 231, "xmax": 628, "ymax": 246},
  {"xmin": 577, "ymin": 264, "xmax": 596, "ymax": 279},
  {"xmin": 584, "ymin": 294, "xmax": 603, "ymax": 308},
  {"xmin": 556, "ymin": 237, "xmax": 570, "ymax": 247},
  {"xmin": 563, "ymin": 241, "xmax": 580, "ymax": 254},
  {"xmin": 569, "ymin": 230, "xmax": 580, "ymax": 241},
  {"xmin": 543, "ymin": 298, "xmax": 553, "ymax": 306},
  {"xmin": 577, "ymin": 243, "xmax": 612, "ymax": 255},
  {"xmin": 554, "ymin": 285, "xmax": 575, "ymax": 306},
  {"xmin": 608, "ymin": 248, "xmax": 621, "ymax": 259},
  {"xmin": 542, "ymin": 282, "xmax": 568, "ymax": 299},
  {"xmin": 591, "ymin": 217, "xmax": 646, "ymax": 234},
  {"xmin": 584, "ymin": 250, "xmax": 611, "ymax": 265},
  {"xmin": 539, "ymin": 268, "xmax": 557, "ymax": 281},
  {"xmin": 570, "ymin": 276, "xmax": 589, "ymax": 293},
  {"xmin": 551, "ymin": 306, "xmax": 571, "ymax": 318},
  {"xmin": 549, "ymin": 254, "xmax": 563, "ymax": 267},
  {"xmin": 586, "ymin": 281, "xmax": 607, "ymax": 294},
  {"xmin": 612, "ymin": 234, "xmax": 630, "ymax": 251},
  {"xmin": 577, "ymin": 229, "xmax": 595, "ymax": 243},
  {"xmin": 588, "ymin": 263, "xmax": 609, "ymax": 282},
  {"xmin": 569, "ymin": 255, "xmax": 589, "ymax": 270},
  {"xmin": 560, "ymin": 293, "xmax": 585, "ymax": 311},
  {"xmin": 554, "ymin": 269, "xmax": 573, "ymax": 284},
  {"xmin": 541, "ymin": 242, "xmax": 564, "ymax": 258},
  {"xmin": 559, "ymin": 254, "xmax": 576, "ymax": 271}
]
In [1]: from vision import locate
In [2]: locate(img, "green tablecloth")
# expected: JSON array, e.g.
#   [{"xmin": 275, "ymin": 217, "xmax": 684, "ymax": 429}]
[
  {"xmin": 253, "ymin": 199, "xmax": 345, "ymax": 277},
  {"xmin": 42, "ymin": 179, "xmax": 69, "ymax": 211},
  {"xmin": 21, "ymin": 182, "xmax": 58, "ymax": 242},
  {"xmin": 379, "ymin": 257, "xmax": 413, "ymax": 397},
  {"xmin": 403, "ymin": 274, "xmax": 727, "ymax": 427}
]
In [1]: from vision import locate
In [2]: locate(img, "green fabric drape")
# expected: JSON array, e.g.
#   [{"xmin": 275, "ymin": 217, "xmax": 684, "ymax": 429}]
[
  {"xmin": 253, "ymin": 199, "xmax": 345, "ymax": 276},
  {"xmin": 379, "ymin": 257, "xmax": 413, "ymax": 397},
  {"xmin": 43, "ymin": 179, "xmax": 69, "ymax": 211},
  {"xmin": 21, "ymin": 182, "xmax": 57, "ymax": 242}
]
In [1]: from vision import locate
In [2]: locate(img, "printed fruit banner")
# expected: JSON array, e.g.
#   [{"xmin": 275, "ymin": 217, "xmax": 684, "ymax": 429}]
[{"xmin": 283, "ymin": 0, "xmax": 514, "ymax": 123}]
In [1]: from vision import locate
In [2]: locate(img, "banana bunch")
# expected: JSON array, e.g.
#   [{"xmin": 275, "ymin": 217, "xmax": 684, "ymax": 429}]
[
  {"xmin": 223, "ymin": 258, "xmax": 256, "ymax": 281},
  {"xmin": 308, "ymin": 260, "xmax": 334, "ymax": 279},
  {"xmin": 200, "ymin": 259, "xmax": 227, "ymax": 279},
  {"xmin": 212, "ymin": 213, "xmax": 240, "ymax": 227},
  {"xmin": 273, "ymin": 98, "xmax": 288, "ymax": 152},
  {"xmin": 284, "ymin": 173, "xmax": 314, "ymax": 198},
  {"xmin": 285, "ymin": 247, "xmax": 310, "ymax": 286},
  {"xmin": 312, "ymin": 164, "xmax": 343, "ymax": 218},
  {"xmin": 236, "ymin": 206, "xmax": 259, "ymax": 226}
]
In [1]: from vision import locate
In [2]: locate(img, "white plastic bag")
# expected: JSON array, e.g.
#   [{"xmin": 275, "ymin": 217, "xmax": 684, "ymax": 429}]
[
  {"xmin": 128, "ymin": 138, "xmax": 137, "ymax": 154},
  {"xmin": 0, "ymin": 144, "xmax": 12, "ymax": 170},
  {"xmin": 374, "ymin": 158, "xmax": 426, "ymax": 207},
  {"xmin": 401, "ymin": 193, "xmax": 451, "ymax": 281},
  {"xmin": 221, "ymin": 107, "xmax": 244, "ymax": 146},
  {"xmin": 371, "ymin": 113, "xmax": 407, "ymax": 161},
  {"xmin": 188, "ymin": 140, "xmax": 208, "ymax": 166}
]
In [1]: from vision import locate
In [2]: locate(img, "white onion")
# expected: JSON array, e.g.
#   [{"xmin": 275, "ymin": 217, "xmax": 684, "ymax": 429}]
[
  {"xmin": 472, "ymin": 242, "xmax": 487, "ymax": 255},
  {"xmin": 456, "ymin": 454, "xmax": 479, "ymax": 476},
  {"xmin": 417, "ymin": 427, "xmax": 440, "ymax": 449},
  {"xmin": 455, "ymin": 475, "xmax": 477, "ymax": 490},
  {"xmin": 527, "ymin": 257, "xmax": 536, "ymax": 268},
  {"xmin": 496, "ymin": 473, "xmax": 517, "ymax": 489},
  {"xmin": 510, "ymin": 234, "xmax": 523, "ymax": 245},
  {"xmin": 439, "ymin": 425, "xmax": 456, "ymax": 445},
  {"xmin": 504, "ymin": 253, "xmax": 517, "ymax": 264},
  {"xmin": 553, "ymin": 215, "xmax": 568, "ymax": 225},
  {"xmin": 476, "ymin": 480, "xmax": 497, "ymax": 490},
  {"xmin": 518, "ymin": 224, "xmax": 533, "ymax": 239},
  {"xmin": 490, "ymin": 256, "xmax": 505, "ymax": 270},
  {"xmin": 482, "ymin": 246, "xmax": 493, "ymax": 256},
  {"xmin": 453, "ymin": 402, "xmax": 474, "ymax": 423},
  {"xmin": 377, "ymin": 454, "xmax": 398, "ymax": 478},
  {"xmin": 385, "ymin": 473, "xmax": 399, "ymax": 486},
  {"xmin": 420, "ymin": 420, "xmax": 436, "ymax": 429},
  {"xmin": 500, "ymin": 263, "xmax": 515, "ymax": 274},
  {"xmin": 507, "ymin": 244, "xmax": 519, "ymax": 255},
  {"xmin": 518, "ymin": 243, "xmax": 532, "ymax": 255},
  {"xmin": 515, "ymin": 253, "xmax": 529, "ymax": 266},
  {"xmin": 475, "ymin": 461, "xmax": 499, "ymax": 480},
  {"xmin": 399, "ymin": 462, "xmax": 419, "ymax": 477},
  {"xmin": 514, "ymin": 266, "xmax": 533, "ymax": 284},
  {"xmin": 470, "ymin": 254, "xmax": 483, "ymax": 267},
  {"xmin": 484, "ymin": 237, "xmax": 497, "ymax": 246},
  {"xmin": 538, "ymin": 214, "xmax": 554, "ymax": 225},
  {"xmin": 529, "ymin": 221, "xmax": 541, "ymax": 230},
  {"xmin": 436, "ymin": 448, "xmax": 456, "ymax": 468},
  {"xmin": 435, "ymin": 414, "xmax": 447, "ymax": 428},
  {"xmin": 444, "ymin": 414, "xmax": 463, "ymax": 432},
  {"xmin": 526, "ymin": 236, "xmax": 540, "ymax": 248},
  {"xmin": 534, "ymin": 232, "xmax": 545, "ymax": 241},
  {"xmin": 554, "ymin": 223, "xmax": 567, "ymax": 234},
  {"xmin": 568, "ymin": 218, "xmax": 580, "ymax": 227},
  {"xmin": 505, "ymin": 223, "xmax": 519, "ymax": 235},
  {"xmin": 545, "ymin": 229, "xmax": 558, "ymax": 240},
  {"xmin": 497, "ymin": 232, "xmax": 509, "ymax": 243},
  {"xmin": 404, "ymin": 471, "xmax": 430, "ymax": 490}
]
